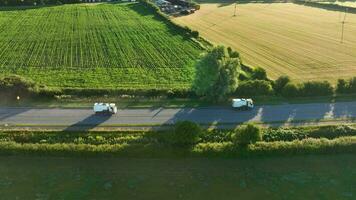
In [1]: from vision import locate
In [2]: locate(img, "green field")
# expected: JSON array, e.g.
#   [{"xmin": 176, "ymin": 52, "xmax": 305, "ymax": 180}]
[
  {"xmin": 174, "ymin": 3, "xmax": 356, "ymax": 83},
  {"xmin": 0, "ymin": 3, "xmax": 202, "ymax": 89},
  {"xmin": 1, "ymin": 155, "xmax": 356, "ymax": 199}
]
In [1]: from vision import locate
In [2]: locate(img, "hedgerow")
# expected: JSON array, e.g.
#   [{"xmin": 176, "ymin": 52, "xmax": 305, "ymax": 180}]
[{"xmin": 0, "ymin": 124, "xmax": 355, "ymax": 157}]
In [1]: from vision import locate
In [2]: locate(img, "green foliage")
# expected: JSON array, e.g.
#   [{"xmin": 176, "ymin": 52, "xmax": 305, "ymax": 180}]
[
  {"xmin": 0, "ymin": 125, "xmax": 356, "ymax": 157},
  {"xmin": 281, "ymin": 82, "xmax": 299, "ymax": 97},
  {"xmin": 336, "ymin": 77, "xmax": 356, "ymax": 94},
  {"xmin": 263, "ymin": 128, "xmax": 308, "ymax": 142},
  {"xmin": 309, "ymin": 125, "xmax": 356, "ymax": 139},
  {"xmin": 0, "ymin": 3, "xmax": 202, "ymax": 90},
  {"xmin": 251, "ymin": 67, "xmax": 267, "ymax": 80},
  {"xmin": 0, "ymin": 75, "xmax": 39, "ymax": 98},
  {"xmin": 172, "ymin": 121, "xmax": 202, "ymax": 146},
  {"xmin": 232, "ymin": 124, "xmax": 262, "ymax": 146},
  {"xmin": 281, "ymin": 81, "xmax": 333, "ymax": 98},
  {"xmin": 235, "ymin": 80, "xmax": 273, "ymax": 96},
  {"xmin": 273, "ymin": 75, "xmax": 290, "ymax": 94},
  {"xmin": 299, "ymin": 81, "xmax": 333, "ymax": 96},
  {"xmin": 193, "ymin": 46, "xmax": 241, "ymax": 102}
]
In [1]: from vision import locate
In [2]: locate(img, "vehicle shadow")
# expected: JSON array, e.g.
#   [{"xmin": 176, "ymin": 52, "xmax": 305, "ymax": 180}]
[{"xmin": 63, "ymin": 114, "xmax": 112, "ymax": 131}]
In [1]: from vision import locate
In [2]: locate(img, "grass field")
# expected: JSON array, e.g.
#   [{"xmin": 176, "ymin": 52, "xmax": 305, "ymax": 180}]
[
  {"xmin": 0, "ymin": 3, "xmax": 202, "ymax": 89},
  {"xmin": 174, "ymin": 3, "xmax": 356, "ymax": 83},
  {"xmin": 1, "ymin": 155, "xmax": 356, "ymax": 199}
]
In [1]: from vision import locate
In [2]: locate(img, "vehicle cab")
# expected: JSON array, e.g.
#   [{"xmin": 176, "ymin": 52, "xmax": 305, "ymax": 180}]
[
  {"xmin": 232, "ymin": 98, "xmax": 254, "ymax": 110},
  {"xmin": 93, "ymin": 103, "xmax": 117, "ymax": 114}
]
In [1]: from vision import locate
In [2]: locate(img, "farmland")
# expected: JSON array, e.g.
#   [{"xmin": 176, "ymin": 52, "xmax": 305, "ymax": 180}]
[
  {"xmin": 0, "ymin": 3, "xmax": 202, "ymax": 89},
  {"xmin": 174, "ymin": 3, "xmax": 356, "ymax": 83},
  {"xmin": 1, "ymin": 155, "xmax": 356, "ymax": 199}
]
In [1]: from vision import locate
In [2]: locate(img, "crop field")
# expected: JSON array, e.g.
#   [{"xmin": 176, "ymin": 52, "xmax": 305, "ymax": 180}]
[
  {"xmin": 0, "ymin": 3, "xmax": 202, "ymax": 89},
  {"xmin": 1, "ymin": 155, "xmax": 356, "ymax": 199},
  {"xmin": 174, "ymin": 3, "xmax": 356, "ymax": 83}
]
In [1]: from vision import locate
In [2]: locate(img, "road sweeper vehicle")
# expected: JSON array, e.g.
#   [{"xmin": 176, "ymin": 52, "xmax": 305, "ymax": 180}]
[
  {"xmin": 232, "ymin": 98, "xmax": 254, "ymax": 110},
  {"xmin": 93, "ymin": 103, "xmax": 117, "ymax": 114}
]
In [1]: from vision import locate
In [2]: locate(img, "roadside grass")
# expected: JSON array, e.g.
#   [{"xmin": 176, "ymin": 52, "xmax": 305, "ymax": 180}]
[
  {"xmin": 1, "ymin": 124, "xmax": 356, "ymax": 157},
  {"xmin": 173, "ymin": 2, "xmax": 356, "ymax": 83},
  {"xmin": 2, "ymin": 94, "xmax": 356, "ymax": 108}
]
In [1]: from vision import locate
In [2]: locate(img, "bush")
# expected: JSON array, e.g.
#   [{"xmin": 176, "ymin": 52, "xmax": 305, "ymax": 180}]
[
  {"xmin": 336, "ymin": 77, "xmax": 356, "ymax": 94},
  {"xmin": 263, "ymin": 128, "xmax": 308, "ymax": 142},
  {"xmin": 232, "ymin": 124, "xmax": 262, "ymax": 146},
  {"xmin": 235, "ymin": 80, "xmax": 273, "ymax": 96},
  {"xmin": 273, "ymin": 75, "xmax": 290, "ymax": 94},
  {"xmin": 172, "ymin": 121, "xmax": 202, "ymax": 146},
  {"xmin": 191, "ymin": 30, "xmax": 199, "ymax": 38},
  {"xmin": 0, "ymin": 75, "xmax": 39, "ymax": 98},
  {"xmin": 309, "ymin": 125, "xmax": 356, "ymax": 139},
  {"xmin": 251, "ymin": 67, "xmax": 267, "ymax": 80},
  {"xmin": 281, "ymin": 81, "xmax": 333, "ymax": 98},
  {"xmin": 299, "ymin": 81, "xmax": 333, "ymax": 97}
]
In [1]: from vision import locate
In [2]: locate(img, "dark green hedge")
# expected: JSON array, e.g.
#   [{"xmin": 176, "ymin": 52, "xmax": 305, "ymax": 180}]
[{"xmin": 294, "ymin": 0, "xmax": 356, "ymax": 14}]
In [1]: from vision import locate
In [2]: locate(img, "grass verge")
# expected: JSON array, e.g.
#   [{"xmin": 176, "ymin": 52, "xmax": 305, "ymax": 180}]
[{"xmin": 1, "ymin": 124, "xmax": 356, "ymax": 157}]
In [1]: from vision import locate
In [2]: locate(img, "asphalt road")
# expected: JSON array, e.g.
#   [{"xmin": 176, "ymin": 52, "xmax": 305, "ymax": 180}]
[{"xmin": 1, "ymin": 101, "xmax": 356, "ymax": 129}]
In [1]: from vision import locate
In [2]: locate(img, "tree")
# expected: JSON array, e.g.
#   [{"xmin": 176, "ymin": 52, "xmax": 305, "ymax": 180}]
[
  {"xmin": 193, "ymin": 46, "xmax": 241, "ymax": 102},
  {"xmin": 232, "ymin": 123, "xmax": 262, "ymax": 146},
  {"xmin": 172, "ymin": 121, "xmax": 202, "ymax": 146},
  {"xmin": 273, "ymin": 75, "xmax": 290, "ymax": 94},
  {"xmin": 251, "ymin": 67, "xmax": 267, "ymax": 80}
]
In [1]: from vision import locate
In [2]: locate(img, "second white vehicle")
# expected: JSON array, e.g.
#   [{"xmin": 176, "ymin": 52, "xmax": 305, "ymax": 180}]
[
  {"xmin": 93, "ymin": 103, "xmax": 117, "ymax": 114},
  {"xmin": 232, "ymin": 98, "xmax": 254, "ymax": 110}
]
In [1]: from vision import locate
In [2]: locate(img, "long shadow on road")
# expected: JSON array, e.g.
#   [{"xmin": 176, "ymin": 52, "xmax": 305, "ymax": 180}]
[{"xmin": 63, "ymin": 114, "xmax": 112, "ymax": 131}]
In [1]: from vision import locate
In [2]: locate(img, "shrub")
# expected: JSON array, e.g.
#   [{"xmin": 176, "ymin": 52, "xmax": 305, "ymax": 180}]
[
  {"xmin": 251, "ymin": 67, "xmax": 267, "ymax": 80},
  {"xmin": 281, "ymin": 83, "xmax": 299, "ymax": 98},
  {"xmin": 235, "ymin": 80, "xmax": 273, "ymax": 96},
  {"xmin": 0, "ymin": 75, "xmax": 39, "ymax": 98},
  {"xmin": 232, "ymin": 124, "xmax": 262, "ymax": 146},
  {"xmin": 172, "ymin": 121, "xmax": 202, "ymax": 146},
  {"xmin": 336, "ymin": 77, "xmax": 356, "ymax": 94},
  {"xmin": 336, "ymin": 79, "xmax": 348, "ymax": 93},
  {"xmin": 309, "ymin": 125, "xmax": 356, "ymax": 139},
  {"xmin": 191, "ymin": 30, "xmax": 199, "ymax": 38},
  {"xmin": 299, "ymin": 81, "xmax": 333, "ymax": 97},
  {"xmin": 263, "ymin": 128, "xmax": 308, "ymax": 142},
  {"xmin": 273, "ymin": 75, "xmax": 290, "ymax": 94}
]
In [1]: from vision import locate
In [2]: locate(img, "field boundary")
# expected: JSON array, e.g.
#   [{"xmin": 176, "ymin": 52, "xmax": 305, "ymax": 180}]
[{"xmin": 294, "ymin": 0, "xmax": 356, "ymax": 13}]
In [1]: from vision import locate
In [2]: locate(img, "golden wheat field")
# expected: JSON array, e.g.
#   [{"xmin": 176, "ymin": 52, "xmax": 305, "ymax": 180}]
[{"xmin": 174, "ymin": 3, "xmax": 356, "ymax": 83}]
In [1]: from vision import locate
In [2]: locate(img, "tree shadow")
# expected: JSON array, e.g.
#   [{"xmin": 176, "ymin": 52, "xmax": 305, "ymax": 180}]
[
  {"xmin": 294, "ymin": 1, "xmax": 356, "ymax": 14},
  {"xmin": 0, "ymin": 108, "xmax": 30, "ymax": 122},
  {"xmin": 63, "ymin": 114, "xmax": 112, "ymax": 131}
]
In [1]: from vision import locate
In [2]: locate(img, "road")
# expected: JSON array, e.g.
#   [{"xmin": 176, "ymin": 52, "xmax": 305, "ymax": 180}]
[{"xmin": 1, "ymin": 101, "xmax": 356, "ymax": 129}]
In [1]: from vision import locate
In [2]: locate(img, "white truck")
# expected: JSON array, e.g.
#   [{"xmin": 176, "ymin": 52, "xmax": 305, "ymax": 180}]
[
  {"xmin": 232, "ymin": 98, "xmax": 254, "ymax": 110},
  {"xmin": 93, "ymin": 103, "xmax": 117, "ymax": 114}
]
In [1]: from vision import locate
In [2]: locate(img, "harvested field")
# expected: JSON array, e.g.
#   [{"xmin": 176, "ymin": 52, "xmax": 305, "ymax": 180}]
[{"xmin": 174, "ymin": 3, "xmax": 356, "ymax": 83}]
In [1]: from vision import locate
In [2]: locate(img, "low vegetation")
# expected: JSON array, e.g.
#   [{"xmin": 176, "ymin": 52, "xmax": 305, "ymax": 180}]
[{"xmin": 1, "ymin": 124, "xmax": 356, "ymax": 157}]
